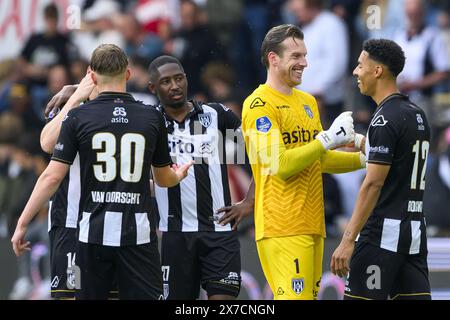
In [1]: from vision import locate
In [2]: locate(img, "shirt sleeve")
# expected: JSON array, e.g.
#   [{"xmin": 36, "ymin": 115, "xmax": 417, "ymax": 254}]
[
  {"xmin": 367, "ymin": 113, "xmax": 399, "ymax": 165},
  {"xmin": 151, "ymin": 112, "xmax": 172, "ymax": 167},
  {"xmin": 221, "ymin": 104, "xmax": 242, "ymax": 131},
  {"xmin": 216, "ymin": 103, "xmax": 247, "ymax": 164},
  {"xmin": 243, "ymin": 96, "xmax": 325, "ymax": 180},
  {"xmin": 321, "ymin": 150, "xmax": 364, "ymax": 173},
  {"xmin": 51, "ymin": 111, "xmax": 79, "ymax": 164}
]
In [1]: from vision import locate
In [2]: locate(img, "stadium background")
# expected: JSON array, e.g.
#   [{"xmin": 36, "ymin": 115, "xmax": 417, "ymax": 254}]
[{"xmin": 1, "ymin": 0, "xmax": 450, "ymax": 300}]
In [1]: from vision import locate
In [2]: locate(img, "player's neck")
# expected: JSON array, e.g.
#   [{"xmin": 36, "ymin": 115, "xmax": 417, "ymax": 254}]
[
  {"xmin": 163, "ymin": 101, "xmax": 192, "ymax": 122},
  {"xmin": 265, "ymin": 73, "xmax": 293, "ymax": 96},
  {"xmin": 373, "ymin": 81, "xmax": 399, "ymax": 107},
  {"xmin": 97, "ymin": 83, "xmax": 127, "ymax": 94}
]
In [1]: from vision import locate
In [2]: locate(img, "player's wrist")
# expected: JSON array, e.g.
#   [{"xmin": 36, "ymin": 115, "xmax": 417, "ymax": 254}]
[
  {"xmin": 342, "ymin": 230, "xmax": 356, "ymax": 242},
  {"xmin": 71, "ymin": 94, "xmax": 86, "ymax": 105},
  {"xmin": 16, "ymin": 217, "xmax": 29, "ymax": 229},
  {"xmin": 315, "ymin": 131, "xmax": 334, "ymax": 150},
  {"xmin": 359, "ymin": 152, "xmax": 366, "ymax": 168}
]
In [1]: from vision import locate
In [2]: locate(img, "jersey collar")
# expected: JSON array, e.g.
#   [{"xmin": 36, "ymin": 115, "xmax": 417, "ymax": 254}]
[
  {"xmin": 378, "ymin": 93, "xmax": 409, "ymax": 109},
  {"xmin": 157, "ymin": 100, "xmax": 204, "ymax": 124},
  {"xmin": 96, "ymin": 91, "xmax": 135, "ymax": 101}
]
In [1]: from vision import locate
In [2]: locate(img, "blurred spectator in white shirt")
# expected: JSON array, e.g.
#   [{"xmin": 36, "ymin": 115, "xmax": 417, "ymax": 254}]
[
  {"xmin": 288, "ymin": 0, "xmax": 349, "ymax": 127},
  {"xmin": 73, "ymin": 0, "xmax": 124, "ymax": 61},
  {"xmin": 394, "ymin": 0, "xmax": 450, "ymax": 119}
]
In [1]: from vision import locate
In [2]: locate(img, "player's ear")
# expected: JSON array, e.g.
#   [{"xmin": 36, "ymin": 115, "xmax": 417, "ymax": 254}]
[
  {"xmin": 90, "ymin": 72, "xmax": 97, "ymax": 85},
  {"xmin": 268, "ymin": 52, "xmax": 278, "ymax": 68},
  {"xmin": 374, "ymin": 65, "xmax": 384, "ymax": 79},
  {"xmin": 125, "ymin": 68, "xmax": 131, "ymax": 81}
]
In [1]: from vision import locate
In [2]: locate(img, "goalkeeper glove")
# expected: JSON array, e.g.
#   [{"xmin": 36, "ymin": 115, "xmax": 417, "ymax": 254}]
[{"xmin": 316, "ymin": 111, "xmax": 355, "ymax": 150}]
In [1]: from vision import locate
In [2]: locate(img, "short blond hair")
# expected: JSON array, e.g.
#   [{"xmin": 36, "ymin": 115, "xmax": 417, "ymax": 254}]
[{"xmin": 90, "ymin": 44, "xmax": 128, "ymax": 77}]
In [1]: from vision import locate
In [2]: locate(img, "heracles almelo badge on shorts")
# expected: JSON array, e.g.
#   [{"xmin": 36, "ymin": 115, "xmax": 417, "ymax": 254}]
[
  {"xmin": 292, "ymin": 278, "xmax": 304, "ymax": 295},
  {"xmin": 198, "ymin": 113, "xmax": 212, "ymax": 128}
]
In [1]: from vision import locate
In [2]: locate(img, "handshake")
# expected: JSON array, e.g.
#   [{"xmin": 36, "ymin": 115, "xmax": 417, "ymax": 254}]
[{"xmin": 316, "ymin": 111, "xmax": 365, "ymax": 151}]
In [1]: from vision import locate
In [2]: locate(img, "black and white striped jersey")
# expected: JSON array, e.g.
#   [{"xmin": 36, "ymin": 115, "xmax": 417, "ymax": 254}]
[
  {"xmin": 52, "ymin": 92, "xmax": 171, "ymax": 246},
  {"xmin": 359, "ymin": 93, "xmax": 430, "ymax": 255},
  {"xmin": 47, "ymin": 154, "xmax": 80, "ymax": 231},
  {"xmin": 154, "ymin": 100, "xmax": 242, "ymax": 232},
  {"xmin": 46, "ymin": 106, "xmax": 81, "ymax": 232}
]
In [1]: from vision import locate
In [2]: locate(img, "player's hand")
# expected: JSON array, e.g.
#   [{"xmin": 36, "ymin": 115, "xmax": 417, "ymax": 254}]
[
  {"xmin": 216, "ymin": 199, "xmax": 253, "ymax": 230},
  {"xmin": 45, "ymin": 85, "xmax": 78, "ymax": 120},
  {"xmin": 172, "ymin": 161, "xmax": 194, "ymax": 181},
  {"xmin": 343, "ymin": 133, "xmax": 366, "ymax": 153},
  {"xmin": 330, "ymin": 238, "xmax": 355, "ymax": 278},
  {"xmin": 354, "ymin": 133, "xmax": 366, "ymax": 155},
  {"xmin": 11, "ymin": 224, "xmax": 31, "ymax": 257},
  {"xmin": 72, "ymin": 71, "xmax": 95, "ymax": 102},
  {"xmin": 316, "ymin": 111, "xmax": 355, "ymax": 150}
]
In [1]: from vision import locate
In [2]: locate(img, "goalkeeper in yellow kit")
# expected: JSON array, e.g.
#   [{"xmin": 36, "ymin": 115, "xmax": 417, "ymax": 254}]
[{"xmin": 242, "ymin": 24, "xmax": 366, "ymax": 300}]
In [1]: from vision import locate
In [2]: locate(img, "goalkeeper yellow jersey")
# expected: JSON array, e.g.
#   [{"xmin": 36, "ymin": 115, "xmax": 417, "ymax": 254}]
[{"xmin": 242, "ymin": 84, "xmax": 326, "ymax": 240}]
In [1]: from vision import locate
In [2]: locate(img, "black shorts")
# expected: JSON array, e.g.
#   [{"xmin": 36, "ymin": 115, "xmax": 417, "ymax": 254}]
[
  {"xmin": 161, "ymin": 231, "xmax": 241, "ymax": 299},
  {"xmin": 75, "ymin": 240, "xmax": 162, "ymax": 300},
  {"xmin": 49, "ymin": 226, "xmax": 77, "ymax": 299},
  {"xmin": 344, "ymin": 241, "xmax": 431, "ymax": 300}
]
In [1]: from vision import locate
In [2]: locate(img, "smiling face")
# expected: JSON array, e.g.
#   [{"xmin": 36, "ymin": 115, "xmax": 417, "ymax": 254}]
[
  {"xmin": 270, "ymin": 37, "xmax": 308, "ymax": 87},
  {"xmin": 353, "ymin": 51, "xmax": 378, "ymax": 97},
  {"xmin": 149, "ymin": 63, "xmax": 188, "ymax": 109}
]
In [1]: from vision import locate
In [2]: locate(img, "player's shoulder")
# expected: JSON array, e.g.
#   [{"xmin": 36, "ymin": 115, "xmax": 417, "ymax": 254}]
[
  {"xmin": 132, "ymin": 101, "xmax": 159, "ymax": 112},
  {"xmin": 132, "ymin": 103, "xmax": 166, "ymax": 124},
  {"xmin": 65, "ymin": 104, "xmax": 84, "ymax": 118},
  {"xmin": 198, "ymin": 101, "xmax": 230, "ymax": 114},
  {"xmin": 293, "ymin": 88, "xmax": 317, "ymax": 105},
  {"xmin": 243, "ymin": 85, "xmax": 275, "ymax": 112},
  {"xmin": 372, "ymin": 94, "xmax": 424, "ymax": 127}
]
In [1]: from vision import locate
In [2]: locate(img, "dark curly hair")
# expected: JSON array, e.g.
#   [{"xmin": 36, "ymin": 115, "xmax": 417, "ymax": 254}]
[{"xmin": 363, "ymin": 39, "xmax": 406, "ymax": 77}]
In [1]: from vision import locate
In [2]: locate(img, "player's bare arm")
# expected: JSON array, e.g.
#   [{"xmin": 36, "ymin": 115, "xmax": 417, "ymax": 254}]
[
  {"xmin": 11, "ymin": 161, "xmax": 70, "ymax": 256},
  {"xmin": 44, "ymin": 84, "xmax": 78, "ymax": 120},
  {"xmin": 331, "ymin": 163, "xmax": 390, "ymax": 277},
  {"xmin": 40, "ymin": 73, "xmax": 95, "ymax": 153},
  {"xmin": 152, "ymin": 161, "xmax": 194, "ymax": 187},
  {"xmin": 217, "ymin": 178, "xmax": 255, "ymax": 229}
]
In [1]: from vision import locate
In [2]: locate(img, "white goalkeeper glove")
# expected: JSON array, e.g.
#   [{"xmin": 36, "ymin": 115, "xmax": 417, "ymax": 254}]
[{"xmin": 316, "ymin": 111, "xmax": 355, "ymax": 150}]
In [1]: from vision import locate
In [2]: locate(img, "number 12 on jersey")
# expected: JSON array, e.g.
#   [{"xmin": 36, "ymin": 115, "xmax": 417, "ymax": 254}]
[{"xmin": 410, "ymin": 140, "xmax": 429, "ymax": 191}]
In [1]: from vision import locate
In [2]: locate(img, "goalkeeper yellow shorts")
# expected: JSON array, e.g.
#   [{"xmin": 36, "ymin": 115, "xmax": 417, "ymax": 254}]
[{"xmin": 256, "ymin": 234, "xmax": 324, "ymax": 300}]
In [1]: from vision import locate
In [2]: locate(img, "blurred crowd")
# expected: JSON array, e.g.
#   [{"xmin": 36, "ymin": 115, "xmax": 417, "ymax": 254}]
[{"xmin": 1, "ymin": 0, "xmax": 450, "ymax": 299}]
